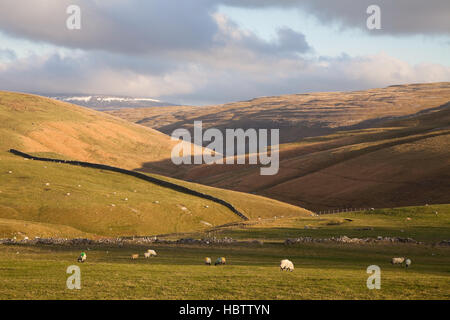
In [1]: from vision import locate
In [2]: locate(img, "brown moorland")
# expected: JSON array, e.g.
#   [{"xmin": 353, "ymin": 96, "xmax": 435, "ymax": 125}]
[
  {"xmin": 108, "ymin": 83, "xmax": 450, "ymax": 211},
  {"xmin": 164, "ymin": 103, "xmax": 450, "ymax": 211},
  {"xmin": 107, "ymin": 82, "xmax": 450, "ymax": 144}
]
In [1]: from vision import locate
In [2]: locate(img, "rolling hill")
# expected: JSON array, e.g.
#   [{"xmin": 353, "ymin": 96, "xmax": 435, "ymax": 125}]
[
  {"xmin": 0, "ymin": 91, "xmax": 311, "ymax": 239},
  {"xmin": 174, "ymin": 103, "xmax": 450, "ymax": 211},
  {"xmin": 0, "ymin": 90, "xmax": 182, "ymax": 173},
  {"xmin": 107, "ymin": 82, "xmax": 450, "ymax": 144},
  {"xmin": 105, "ymin": 83, "xmax": 450, "ymax": 211}
]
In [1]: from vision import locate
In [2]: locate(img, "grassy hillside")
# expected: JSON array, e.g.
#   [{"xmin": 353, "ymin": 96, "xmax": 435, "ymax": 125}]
[
  {"xmin": 0, "ymin": 90, "xmax": 187, "ymax": 174},
  {"xmin": 0, "ymin": 152, "xmax": 243, "ymax": 238},
  {"xmin": 0, "ymin": 91, "xmax": 310, "ymax": 238}
]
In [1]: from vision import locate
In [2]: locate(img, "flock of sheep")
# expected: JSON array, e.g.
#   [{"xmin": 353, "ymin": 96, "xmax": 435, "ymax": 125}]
[
  {"xmin": 76, "ymin": 250, "xmax": 294, "ymax": 270},
  {"xmin": 131, "ymin": 249, "xmax": 157, "ymax": 259},
  {"xmin": 391, "ymin": 257, "xmax": 412, "ymax": 268},
  {"xmin": 77, "ymin": 251, "xmax": 410, "ymax": 271}
]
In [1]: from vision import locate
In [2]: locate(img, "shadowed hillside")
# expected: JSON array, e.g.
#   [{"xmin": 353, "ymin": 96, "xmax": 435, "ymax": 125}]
[{"xmin": 174, "ymin": 103, "xmax": 450, "ymax": 211}]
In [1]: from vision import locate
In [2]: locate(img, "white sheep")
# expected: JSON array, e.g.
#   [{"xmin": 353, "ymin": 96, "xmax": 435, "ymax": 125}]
[
  {"xmin": 147, "ymin": 249, "xmax": 157, "ymax": 257},
  {"xmin": 280, "ymin": 259, "xmax": 294, "ymax": 272},
  {"xmin": 391, "ymin": 257, "xmax": 405, "ymax": 265},
  {"xmin": 405, "ymin": 259, "xmax": 412, "ymax": 269}
]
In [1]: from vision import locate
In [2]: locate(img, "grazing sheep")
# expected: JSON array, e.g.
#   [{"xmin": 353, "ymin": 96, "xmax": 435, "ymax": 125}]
[
  {"xmin": 280, "ymin": 259, "xmax": 294, "ymax": 272},
  {"xmin": 215, "ymin": 257, "xmax": 226, "ymax": 265},
  {"xmin": 391, "ymin": 257, "xmax": 405, "ymax": 265},
  {"xmin": 405, "ymin": 259, "xmax": 412, "ymax": 269},
  {"xmin": 144, "ymin": 252, "xmax": 151, "ymax": 258},
  {"xmin": 131, "ymin": 254, "xmax": 139, "ymax": 259},
  {"xmin": 205, "ymin": 257, "xmax": 211, "ymax": 265},
  {"xmin": 77, "ymin": 252, "xmax": 87, "ymax": 263},
  {"xmin": 147, "ymin": 249, "xmax": 157, "ymax": 257}
]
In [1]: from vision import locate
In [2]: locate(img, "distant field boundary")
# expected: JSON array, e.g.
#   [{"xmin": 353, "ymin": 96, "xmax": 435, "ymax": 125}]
[{"xmin": 9, "ymin": 149, "xmax": 249, "ymax": 221}]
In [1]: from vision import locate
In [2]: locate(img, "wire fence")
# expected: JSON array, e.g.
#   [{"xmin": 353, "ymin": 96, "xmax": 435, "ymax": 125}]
[{"xmin": 314, "ymin": 208, "xmax": 375, "ymax": 215}]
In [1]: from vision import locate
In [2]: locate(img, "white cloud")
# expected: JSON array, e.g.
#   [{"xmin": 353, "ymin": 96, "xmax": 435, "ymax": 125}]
[
  {"xmin": 0, "ymin": 1, "xmax": 448, "ymax": 104},
  {"xmin": 222, "ymin": 0, "xmax": 450, "ymax": 35}
]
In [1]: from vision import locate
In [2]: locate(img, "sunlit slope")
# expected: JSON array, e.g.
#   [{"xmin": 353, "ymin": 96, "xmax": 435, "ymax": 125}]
[
  {"xmin": 0, "ymin": 152, "xmax": 311, "ymax": 238},
  {"xmin": 0, "ymin": 152, "xmax": 243, "ymax": 238},
  {"xmin": 0, "ymin": 91, "xmax": 178, "ymax": 172},
  {"xmin": 0, "ymin": 91, "xmax": 311, "ymax": 238}
]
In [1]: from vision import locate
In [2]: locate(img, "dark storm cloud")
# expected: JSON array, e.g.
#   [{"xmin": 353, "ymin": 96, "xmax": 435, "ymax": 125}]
[
  {"xmin": 0, "ymin": 0, "xmax": 314, "ymax": 57},
  {"xmin": 222, "ymin": 0, "xmax": 450, "ymax": 35},
  {"xmin": 213, "ymin": 15, "xmax": 311, "ymax": 56},
  {"xmin": 0, "ymin": 0, "xmax": 219, "ymax": 54},
  {"xmin": 239, "ymin": 27, "xmax": 312, "ymax": 56},
  {"xmin": 1, "ymin": 0, "xmax": 447, "ymax": 57}
]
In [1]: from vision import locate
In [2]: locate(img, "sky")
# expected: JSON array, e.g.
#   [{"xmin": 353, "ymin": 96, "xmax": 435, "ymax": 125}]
[{"xmin": 0, "ymin": 0, "xmax": 449, "ymax": 105}]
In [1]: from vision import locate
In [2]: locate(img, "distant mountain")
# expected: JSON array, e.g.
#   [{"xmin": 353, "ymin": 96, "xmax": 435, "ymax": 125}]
[
  {"xmin": 46, "ymin": 94, "xmax": 176, "ymax": 111},
  {"xmin": 108, "ymin": 82, "xmax": 450, "ymax": 144},
  {"xmin": 106, "ymin": 82, "xmax": 450, "ymax": 211}
]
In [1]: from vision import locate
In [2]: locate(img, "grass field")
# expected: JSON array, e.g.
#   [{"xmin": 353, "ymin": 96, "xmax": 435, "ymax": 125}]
[
  {"xmin": 212, "ymin": 204, "xmax": 450, "ymax": 243},
  {"xmin": 0, "ymin": 242, "xmax": 448, "ymax": 300},
  {"xmin": 0, "ymin": 150, "xmax": 310, "ymax": 238},
  {"xmin": 0, "ymin": 204, "xmax": 448, "ymax": 300}
]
